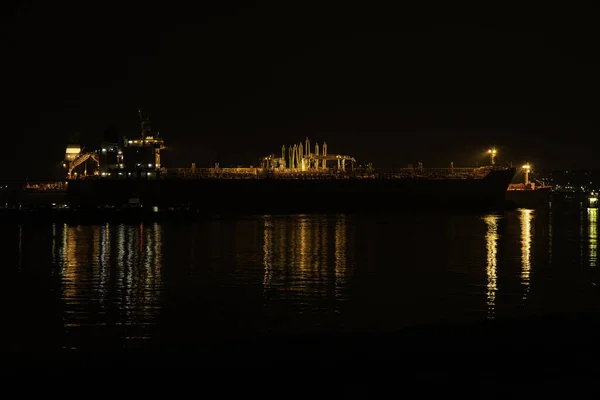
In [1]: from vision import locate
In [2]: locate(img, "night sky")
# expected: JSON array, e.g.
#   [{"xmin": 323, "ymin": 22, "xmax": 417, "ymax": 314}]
[{"xmin": 3, "ymin": 2, "xmax": 599, "ymax": 180}]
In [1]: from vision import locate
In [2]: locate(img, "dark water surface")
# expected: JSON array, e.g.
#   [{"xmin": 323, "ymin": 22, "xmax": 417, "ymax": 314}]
[{"xmin": 2, "ymin": 208, "xmax": 600, "ymax": 359}]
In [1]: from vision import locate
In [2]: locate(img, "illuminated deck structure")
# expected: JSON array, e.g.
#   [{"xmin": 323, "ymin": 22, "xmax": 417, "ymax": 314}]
[
  {"xmin": 505, "ymin": 163, "xmax": 552, "ymax": 208},
  {"xmin": 58, "ymin": 114, "xmax": 516, "ymax": 211},
  {"xmin": 63, "ymin": 109, "xmax": 165, "ymax": 180}
]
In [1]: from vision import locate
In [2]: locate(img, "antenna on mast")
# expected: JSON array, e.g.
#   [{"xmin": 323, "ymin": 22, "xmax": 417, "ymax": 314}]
[{"xmin": 138, "ymin": 108, "xmax": 151, "ymax": 141}]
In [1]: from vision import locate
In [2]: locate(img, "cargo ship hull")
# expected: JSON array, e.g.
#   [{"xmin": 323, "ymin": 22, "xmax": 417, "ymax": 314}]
[
  {"xmin": 66, "ymin": 168, "xmax": 516, "ymax": 213},
  {"xmin": 505, "ymin": 186, "xmax": 551, "ymax": 209}
]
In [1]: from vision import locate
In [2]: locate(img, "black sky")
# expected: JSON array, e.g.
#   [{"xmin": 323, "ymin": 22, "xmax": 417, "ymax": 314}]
[{"xmin": 2, "ymin": 2, "xmax": 599, "ymax": 180}]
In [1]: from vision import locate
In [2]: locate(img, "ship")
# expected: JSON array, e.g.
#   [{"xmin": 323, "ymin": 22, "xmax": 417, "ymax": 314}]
[
  {"xmin": 53, "ymin": 111, "xmax": 517, "ymax": 214},
  {"xmin": 505, "ymin": 163, "xmax": 551, "ymax": 209}
]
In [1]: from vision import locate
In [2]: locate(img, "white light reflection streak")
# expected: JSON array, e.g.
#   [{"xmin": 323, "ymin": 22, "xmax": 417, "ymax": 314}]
[
  {"xmin": 519, "ymin": 209, "xmax": 534, "ymax": 302},
  {"xmin": 484, "ymin": 215, "xmax": 500, "ymax": 319},
  {"xmin": 117, "ymin": 224, "xmax": 126, "ymax": 306},
  {"xmin": 125, "ymin": 225, "xmax": 135, "ymax": 313},
  {"xmin": 99, "ymin": 223, "xmax": 110, "ymax": 301},
  {"xmin": 151, "ymin": 223, "xmax": 163, "ymax": 301},
  {"xmin": 51, "ymin": 223, "xmax": 56, "ymax": 265},
  {"xmin": 153, "ymin": 222, "xmax": 163, "ymax": 278}
]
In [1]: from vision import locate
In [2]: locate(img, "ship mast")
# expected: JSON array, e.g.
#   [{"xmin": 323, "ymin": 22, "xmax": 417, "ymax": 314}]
[
  {"xmin": 138, "ymin": 108, "xmax": 151, "ymax": 142},
  {"xmin": 522, "ymin": 163, "xmax": 531, "ymax": 186},
  {"xmin": 488, "ymin": 147, "xmax": 497, "ymax": 165}
]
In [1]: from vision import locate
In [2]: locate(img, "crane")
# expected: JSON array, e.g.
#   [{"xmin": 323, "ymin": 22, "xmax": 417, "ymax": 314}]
[{"xmin": 67, "ymin": 151, "xmax": 99, "ymax": 179}]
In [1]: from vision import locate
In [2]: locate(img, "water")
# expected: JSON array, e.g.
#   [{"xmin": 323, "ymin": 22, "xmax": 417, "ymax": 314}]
[{"xmin": 2, "ymin": 208, "xmax": 600, "ymax": 354}]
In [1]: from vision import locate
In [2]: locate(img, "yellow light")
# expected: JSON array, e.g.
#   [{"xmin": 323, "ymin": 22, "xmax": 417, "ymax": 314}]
[
  {"xmin": 522, "ymin": 164, "xmax": 530, "ymax": 169},
  {"xmin": 520, "ymin": 209, "xmax": 533, "ymax": 301},
  {"xmin": 589, "ymin": 208, "xmax": 597, "ymax": 268},
  {"xmin": 65, "ymin": 147, "xmax": 80, "ymax": 154},
  {"xmin": 483, "ymin": 214, "xmax": 499, "ymax": 319}
]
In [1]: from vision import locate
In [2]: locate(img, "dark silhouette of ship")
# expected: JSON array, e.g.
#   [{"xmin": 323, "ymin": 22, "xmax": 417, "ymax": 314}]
[
  {"xmin": 505, "ymin": 163, "xmax": 551, "ymax": 209},
  {"xmin": 66, "ymin": 166, "xmax": 516, "ymax": 213},
  {"xmin": 60, "ymin": 111, "xmax": 516, "ymax": 214}
]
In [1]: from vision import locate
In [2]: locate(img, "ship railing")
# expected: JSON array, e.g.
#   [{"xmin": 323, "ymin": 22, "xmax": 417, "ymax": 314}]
[
  {"xmin": 381, "ymin": 167, "xmax": 483, "ymax": 179},
  {"xmin": 383, "ymin": 166, "xmax": 505, "ymax": 179},
  {"xmin": 164, "ymin": 167, "xmax": 261, "ymax": 179},
  {"xmin": 163, "ymin": 167, "xmax": 376, "ymax": 179},
  {"xmin": 24, "ymin": 182, "xmax": 69, "ymax": 192}
]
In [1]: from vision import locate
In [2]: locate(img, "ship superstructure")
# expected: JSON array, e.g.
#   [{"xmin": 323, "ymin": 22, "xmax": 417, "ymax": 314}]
[
  {"xmin": 58, "ymin": 111, "xmax": 516, "ymax": 212},
  {"xmin": 63, "ymin": 109, "xmax": 165, "ymax": 180},
  {"xmin": 506, "ymin": 163, "xmax": 551, "ymax": 208}
]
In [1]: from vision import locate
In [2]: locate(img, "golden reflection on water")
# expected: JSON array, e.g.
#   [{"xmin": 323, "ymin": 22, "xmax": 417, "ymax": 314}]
[
  {"xmin": 58, "ymin": 223, "xmax": 163, "ymax": 329},
  {"xmin": 483, "ymin": 214, "xmax": 500, "ymax": 319},
  {"xmin": 262, "ymin": 215, "xmax": 349, "ymax": 304},
  {"xmin": 262, "ymin": 218, "xmax": 274, "ymax": 290},
  {"xmin": 519, "ymin": 209, "xmax": 534, "ymax": 301},
  {"xmin": 62, "ymin": 225, "xmax": 86, "ymax": 303},
  {"xmin": 589, "ymin": 208, "xmax": 597, "ymax": 270},
  {"xmin": 334, "ymin": 215, "xmax": 347, "ymax": 299}
]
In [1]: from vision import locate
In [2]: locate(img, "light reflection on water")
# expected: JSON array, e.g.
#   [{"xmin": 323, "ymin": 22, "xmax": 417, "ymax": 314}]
[
  {"xmin": 483, "ymin": 214, "xmax": 499, "ymax": 320},
  {"xmin": 6, "ymin": 208, "xmax": 600, "ymax": 348},
  {"xmin": 589, "ymin": 208, "xmax": 597, "ymax": 268},
  {"xmin": 520, "ymin": 209, "xmax": 534, "ymax": 302},
  {"xmin": 260, "ymin": 215, "xmax": 349, "ymax": 311},
  {"xmin": 56, "ymin": 223, "xmax": 164, "ymax": 341}
]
